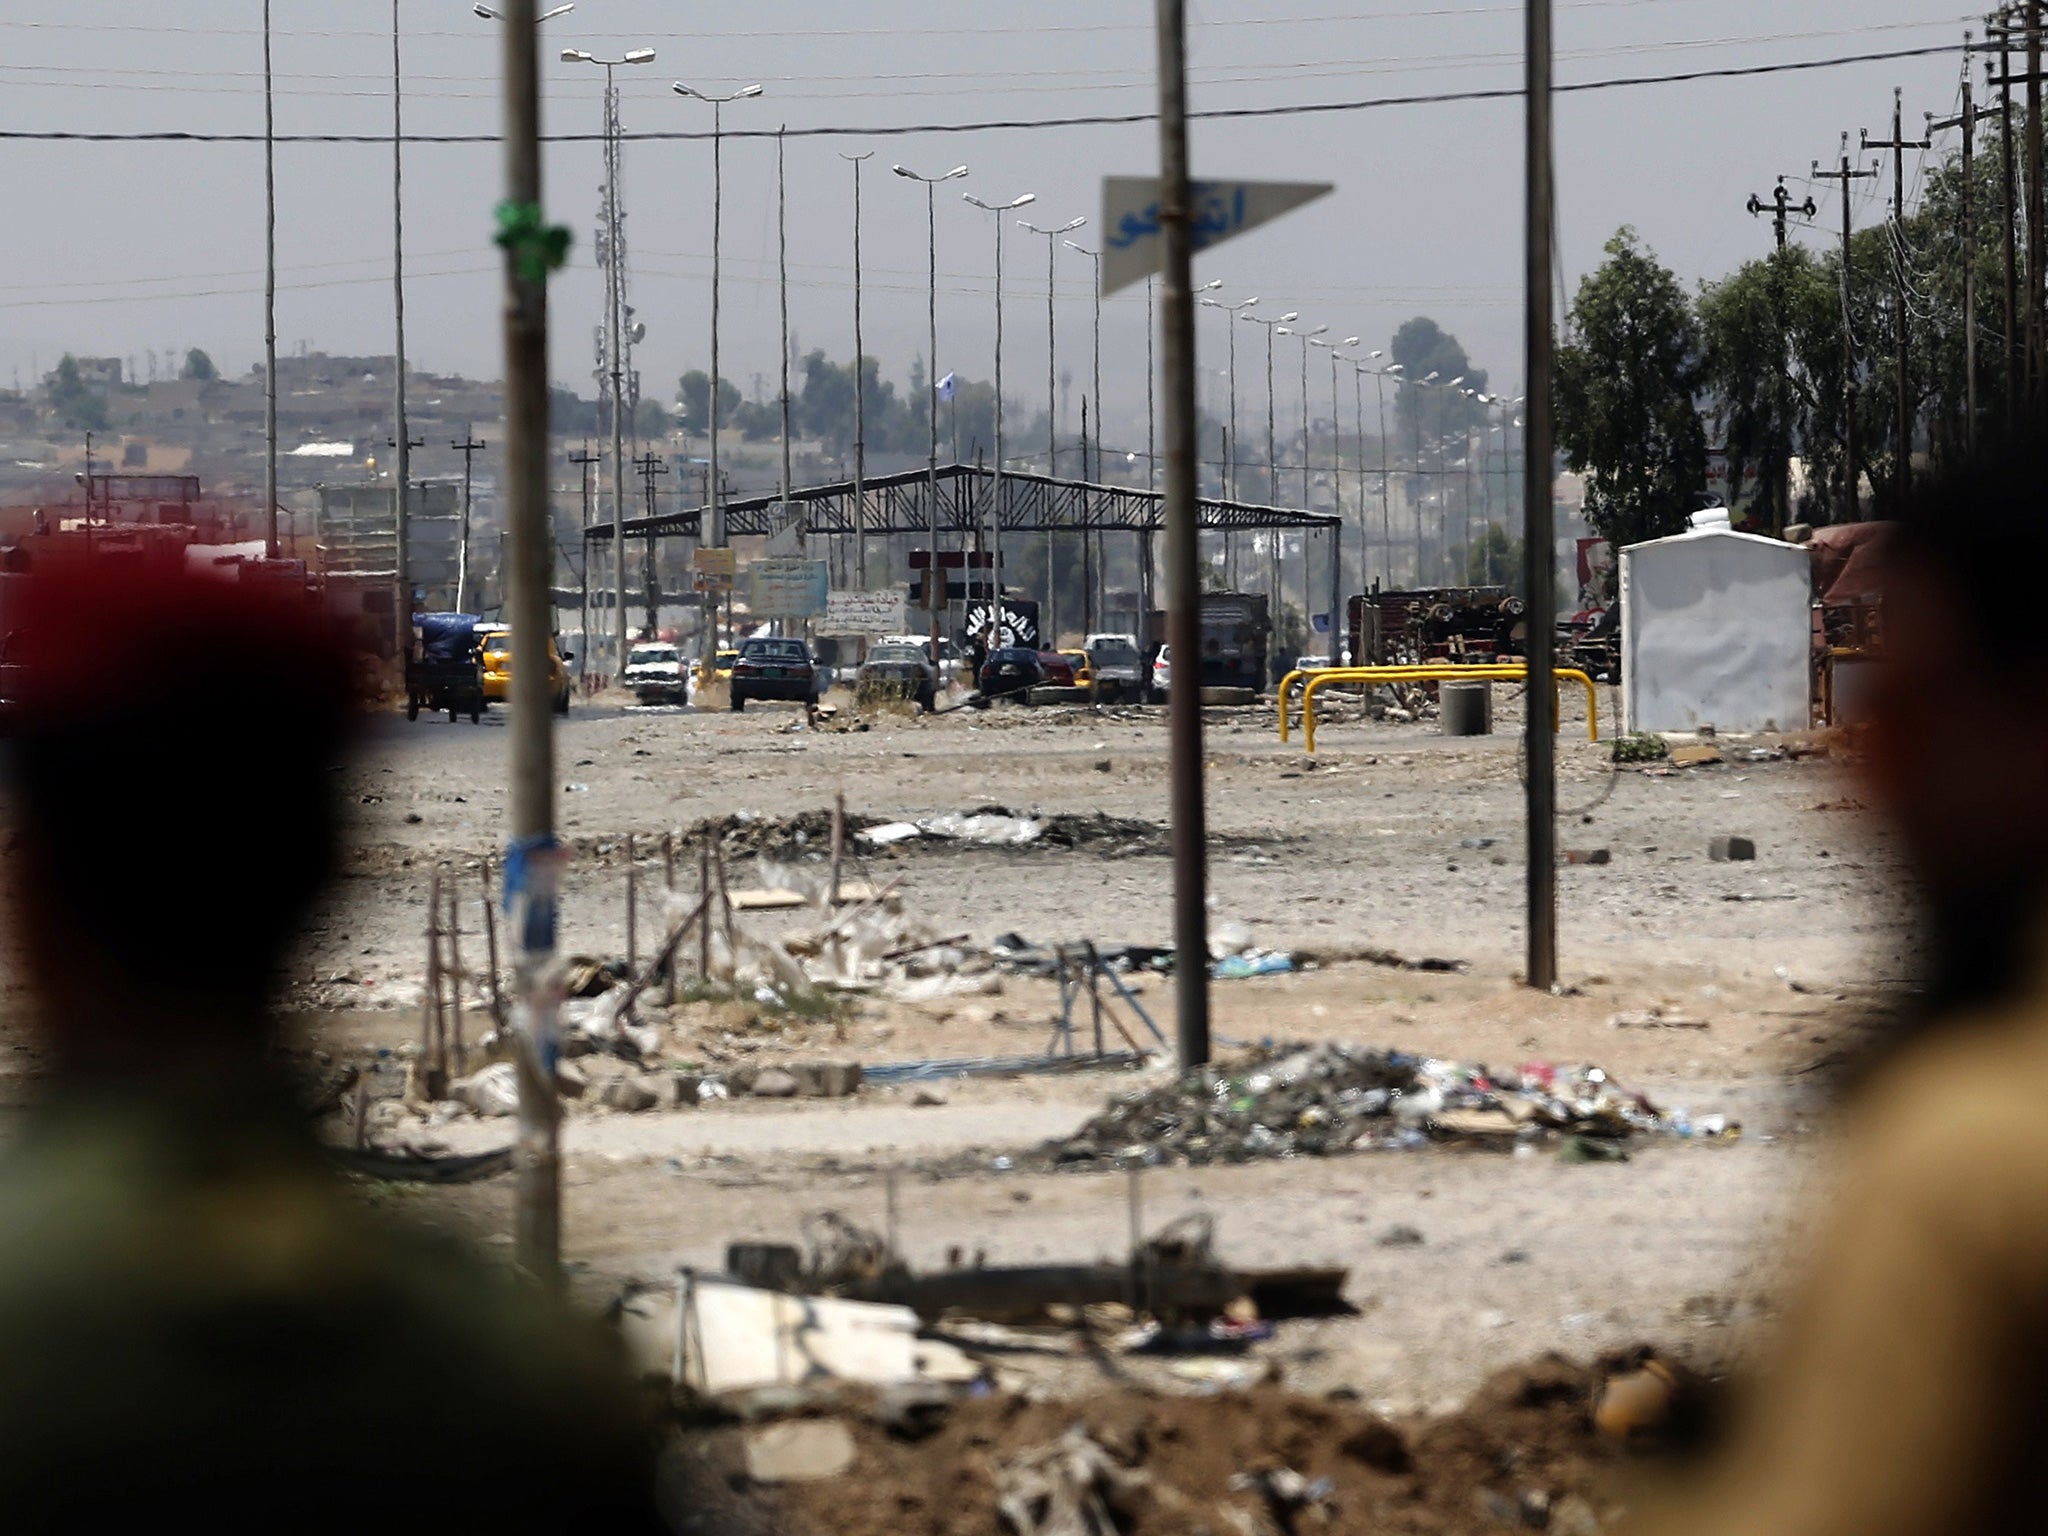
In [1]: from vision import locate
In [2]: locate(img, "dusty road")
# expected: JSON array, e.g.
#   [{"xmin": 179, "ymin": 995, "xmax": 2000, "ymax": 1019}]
[{"xmin": 0, "ymin": 685, "xmax": 1902, "ymax": 1412}]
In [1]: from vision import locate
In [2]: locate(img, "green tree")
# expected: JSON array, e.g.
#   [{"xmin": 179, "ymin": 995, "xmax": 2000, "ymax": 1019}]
[
  {"xmin": 180, "ymin": 347, "xmax": 218, "ymax": 382},
  {"xmin": 1698, "ymin": 245, "xmax": 1837, "ymax": 532},
  {"xmin": 549, "ymin": 386, "xmax": 598, "ymax": 434},
  {"xmin": 1463, "ymin": 521, "xmax": 1524, "ymax": 591},
  {"xmin": 47, "ymin": 355, "xmax": 110, "ymax": 433},
  {"xmin": 1389, "ymin": 315, "xmax": 1489, "ymax": 439},
  {"xmin": 1555, "ymin": 228, "xmax": 1708, "ymax": 548},
  {"xmin": 632, "ymin": 397, "xmax": 670, "ymax": 438},
  {"xmin": 676, "ymin": 370, "xmax": 741, "ymax": 435}
]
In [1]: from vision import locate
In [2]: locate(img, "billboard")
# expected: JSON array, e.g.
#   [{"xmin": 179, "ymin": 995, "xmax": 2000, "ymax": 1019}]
[
  {"xmin": 745, "ymin": 557, "xmax": 828, "ymax": 618},
  {"xmin": 820, "ymin": 589, "xmax": 908, "ymax": 636}
]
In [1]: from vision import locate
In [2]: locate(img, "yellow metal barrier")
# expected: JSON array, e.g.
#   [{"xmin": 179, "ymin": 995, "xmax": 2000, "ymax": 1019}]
[
  {"xmin": 1279, "ymin": 665, "xmax": 1542, "ymax": 741},
  {"xmin": 1284, "ymin": 665, "xmax": 1600, "ymax": 753}
]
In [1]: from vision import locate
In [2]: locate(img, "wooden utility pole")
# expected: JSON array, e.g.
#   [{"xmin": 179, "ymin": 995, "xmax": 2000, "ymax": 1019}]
[
  {"xmin": 1746, "ymin": 179, "xmax": 1816, "ymax": 251},
  {"xmin": 1931, "ymin": 65, "xmax": 1982, "ymax": 450},
  {"xmin": 1523, "ymin": 0, "xmax": 1557, "ymax": 991},
  {"xmin": 1154, "ymin": 0, "xmax": 1209, "ymax": 1065},
  {"xmin": 452, "ymin": 424, "xmax": 486, "ymax": 612},
  {"xmin": 1998, "ymin": 48, "xmax": 2022, "ymax": 425},
  {"xmin": 634, "ymin": 450, "xmax": 668, "ymax": 638},
  {"xmin": 1863, "ymin": 90, "xmax": 1929, "ymax": 509},
  {"xmin": 498, "ymin": 0, "xmax": 564, "ymax": 1286},
  {"xmin": 1813, "ymin": 138, "xmax": 1877, "ymax": 520}
]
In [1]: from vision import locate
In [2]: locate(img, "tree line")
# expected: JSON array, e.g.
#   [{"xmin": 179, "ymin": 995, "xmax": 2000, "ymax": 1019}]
[{"xmin": 1558, "ymin": 115, "xmax": 2024, "ymax": 550}]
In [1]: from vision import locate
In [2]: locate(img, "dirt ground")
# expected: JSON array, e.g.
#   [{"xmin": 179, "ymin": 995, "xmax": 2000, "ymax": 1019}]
[{"xmin": 0, "ymin": 684, "xmax": 1905, "ymax": 1528}]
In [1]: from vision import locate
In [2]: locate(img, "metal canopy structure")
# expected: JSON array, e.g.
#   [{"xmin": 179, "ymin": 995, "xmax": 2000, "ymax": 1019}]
[{"xmin": 583, "ymin": 461, "xmax": 1340, "ymax": 542}]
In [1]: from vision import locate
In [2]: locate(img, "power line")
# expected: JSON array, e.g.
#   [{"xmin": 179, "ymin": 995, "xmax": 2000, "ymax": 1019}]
[{"xmin": 0, "ymin": 41, "xmax": 1969, "ymax": 144}]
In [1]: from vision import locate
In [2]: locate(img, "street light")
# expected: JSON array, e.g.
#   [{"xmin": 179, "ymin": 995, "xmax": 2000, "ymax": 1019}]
[
  {"xmin": 1064, "ymin": 236, "xmax": 1106, "ymax": 629},
  {"xmin": 964, "ymin": 190, "xmax": 1036, "ymax": 649},
  {"xmin": 1019, "ymin": 214, "xmax": 1085, "ymax": 642},
  {"xmin": 1311, "ymin": 335, "xmax": 1359, "ymax": 588},
  {"xmin": 1239, "ymin": 308, "xmax": 1296, "ymax": 617},
  {"xmin": 475, "ymin": 2, "xmax": 573, "ymax": 18},
  {"xmin": 565, "ymin": 41, "xmax": 655, "ymax": 677},
  {"xmin": 673, "ymin": 81, "xmax": 760, "ymax": 653},
  {"xmin": 1201, "ymin": 292, "xmax": 1258, "ymax": 586},
  {"xmin": 894, "ymin": 163, "xmax": 969, "ymax": 653}
]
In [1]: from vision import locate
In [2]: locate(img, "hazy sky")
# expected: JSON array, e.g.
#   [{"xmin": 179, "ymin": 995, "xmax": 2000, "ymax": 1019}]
[{"xmin": 0, "ymin": 1, "xmax": 1977, "ymax": 447}]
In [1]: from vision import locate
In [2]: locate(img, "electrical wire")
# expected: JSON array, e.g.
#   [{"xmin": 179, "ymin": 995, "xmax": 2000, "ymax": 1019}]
[{"xmin": 0, "ymin": 40, "xmax": 1971, "ymax": 144}]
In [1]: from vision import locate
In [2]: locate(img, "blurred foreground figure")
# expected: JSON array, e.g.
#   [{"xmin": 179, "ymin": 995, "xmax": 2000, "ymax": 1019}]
[
  {"xmin": 1646, "ymin": 454, "xmax": 2048, "ymax": 1534},
  {"xmin": 0, "ymin": 568, "xmax": 664, "ymax": 1532}
]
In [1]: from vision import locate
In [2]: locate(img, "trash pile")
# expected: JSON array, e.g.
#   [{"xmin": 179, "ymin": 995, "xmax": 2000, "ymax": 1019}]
[
  {"xmin": 1049, "ymin": 1043, "xmax": 1735, "ymax": 1168},
  {"xmin": 860, "ymin": 807, "xmax": 1165, "ymax": 856}
]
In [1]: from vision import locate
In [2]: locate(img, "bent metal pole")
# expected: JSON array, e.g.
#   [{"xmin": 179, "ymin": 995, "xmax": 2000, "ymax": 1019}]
[{"xmin": 1155, "ymin": 0, "xmax": 1210, "ymax": 1066}]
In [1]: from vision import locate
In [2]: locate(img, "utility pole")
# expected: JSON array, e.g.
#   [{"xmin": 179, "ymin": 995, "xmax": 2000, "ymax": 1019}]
[
  {"xmin": 1931, "ymin": 62, "xmax": 1981, "ymax": 450},
  {"xmin": 1998, "ymin": 47, "xmax": 2022, "ymax": 426},
  {"xmin": 452, "ymin": 425, "xmax": 486, "ymax": 613},
  {"xmin": 1524, "ymin": 0, "xmax": 1558, "ymax": 993},
  {"xmin": 841, "ymin": 151, "xmax": 873, "ymax": 588},
  {"xmin": 391, "ymin": 0, "xmax": 412, "ymax": 657},
  {"xmin": 1812, "ymin": 137, "xmax": 1877, "ymax": 521},
  {"xmin": 891, "ymin": 162, "xmax": 968, "ymax": 656},
  {"xmin": 262, "ymin": 0, "xmax": 279, "ymax": 560},
  {"xmin": 1746, "ymin": 178, "xmax": 1816, "ymax": 251},
  {"xmin": 776, "ymin": 127, "xmax": 794, "ymax": 547},
  {"xmin": 1863, "ymin": 89, "xmax": 1930, "ymax": 511},
  {"xmin": 499, "ymin": 0, "xmax": 564, "ymax": 1287},
  {"xmin": 569, "ymin": 445, "xmax": 598, "ymax": 679},
  {"xmin": 1068, "ymin": 237, "xmax": 1105, "ymax": 630},
  {"xmin": 1154, "ymin": 0, "xmax": 1209, "ymax": 1066},
  {"xmin": 635, "ymin": 451, "xmax": 667, "ymax": 637}
]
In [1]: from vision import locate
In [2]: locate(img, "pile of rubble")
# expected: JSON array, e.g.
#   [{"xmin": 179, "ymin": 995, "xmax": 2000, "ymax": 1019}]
[{"xmin": 1049, "ymin": 1043, "xmax": 1734, "ymax": 1168}]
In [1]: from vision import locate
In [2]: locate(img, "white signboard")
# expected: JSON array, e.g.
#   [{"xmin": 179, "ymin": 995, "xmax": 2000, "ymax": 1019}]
[
  {"xmin": 820, "ymin": 589, "xmax": 908, "ymax": 637},
  {"xmin": 746, "ymin": 557, "xmax": 829, "ymax": 619},
  {"xmin": 1100, "ymin": 177, "xmax": 1333, "ymax": 296}
]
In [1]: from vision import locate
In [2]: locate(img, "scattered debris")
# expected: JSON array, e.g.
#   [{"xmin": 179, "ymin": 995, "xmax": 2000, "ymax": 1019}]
[
  {"xmin": 1668, "ymin": 744, "xmax": 1723, "ymax": 768},
  {"xmin": 1377, "ymin": 1224, "xmax": 1426, "ymax": 1248},
  {"xmin": 1048, "ymin": 1044, "xmax": 1731, "ymax": 1169},
  {"xmin": 1610, "ymin": 1011, "xmax": 1710, "ymax": 1031},
  {"xmin": 1564, "ymin": 848, "xmax": 1612, "ymax": 866},
  {"xmin": 1709, "ymin": 835, "xmax": 1757, "ymax": 861},
  {"xmin": 450, "ymin": 1061, "xmax": 519, "ymax": 1118}
]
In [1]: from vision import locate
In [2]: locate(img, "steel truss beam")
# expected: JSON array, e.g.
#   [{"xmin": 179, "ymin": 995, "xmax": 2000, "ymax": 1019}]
[{"xmin": 584, "ymin": 461, "xmax": 1339, "ymax": 542}]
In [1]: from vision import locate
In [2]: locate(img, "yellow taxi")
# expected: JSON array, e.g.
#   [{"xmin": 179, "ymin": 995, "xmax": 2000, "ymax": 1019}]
[
  {"xmin": 701, "ymin": 648, "xmax": 741, "ymax": 684},
  {"xmin": 478, "ymin": 625, "xmax": 573, "ymax": 715},
  {"xmin": 1060, "ymin": 648, "xmax": 1095, "ymax": 697}
]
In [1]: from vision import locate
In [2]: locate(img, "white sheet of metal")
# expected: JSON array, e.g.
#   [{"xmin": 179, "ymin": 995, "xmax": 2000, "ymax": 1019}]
[{"xmin": 1620, "ymin": 528, "xmax": 1811, "ymax": 735}]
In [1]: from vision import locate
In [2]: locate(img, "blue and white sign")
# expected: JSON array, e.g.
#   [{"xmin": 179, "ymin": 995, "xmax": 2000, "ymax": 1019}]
[{"xmin": 1100, "ymin": 177, "xmax": 1333, "ymax": 296}]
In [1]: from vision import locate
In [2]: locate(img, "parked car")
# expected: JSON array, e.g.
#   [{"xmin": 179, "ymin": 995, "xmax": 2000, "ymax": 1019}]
[
  {"xmin": 478, "ymin": 624, "xmax": 573, "ymax": 715},
  {"xmin": 977, "ymin": 645, "xmax": 1044, "ymax": 702},
  {"xmin": 729, "ymin": 637, "xmax": 820, "ymax": 711},
  {"xmin": 1059, "ymin": 649, "xmax": 1094, "ymax": 695},
  {"xmin": 623, "ymin": 640, "xmax": 687, "ymax": 706},
  {"xmin": 1036, "ymin": 649, "xmax": 1078, "ymax": 688},
  {"xmin": 855, "ymin": 642, "xmax": 940, "ymax": 711},
  {"xmin": 1149, "ymin": 642, "xmax": 1171, "ymax": 702},
  {"xmin": 1083, "ymin": 633, "xmax": 1145, "ymax": 702}
]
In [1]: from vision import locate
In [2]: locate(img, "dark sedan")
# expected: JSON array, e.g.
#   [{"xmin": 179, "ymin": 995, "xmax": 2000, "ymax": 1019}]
[
  {"xmin": 855, "ymin": 643, "xmax": 939, "ymax": 711},
  {"xmin": 977, "ymin": 646, "xmax": 1044, "ymax": 701},
  {"xmin": 730, "ymin": 637, "xmax": 820, "ymax": 711}
]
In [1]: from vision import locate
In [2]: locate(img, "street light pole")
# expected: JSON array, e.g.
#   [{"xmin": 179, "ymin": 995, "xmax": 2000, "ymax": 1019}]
[
  {"xmin": 567, "ymin": 43, "xmax": 655, "ymax": 678},
  {"xmin": 1065, "ymin": 238, "xmax": 1105, "ymax": 629},
  {"xmin": 894, "ymin": 163, "xmax": 968, "ymax": 653},
  {"xmin": 1200, "ymin": 293, "xmax": 1257, "ymax": 584},
  {"xmin": 1376, "ymin": 362, "xmax": 1399, "ymax": 585},
  {"xmin": 1022, "ymin": 215, "xmax": 1085, "ymax": 642},
  {"xmin": 674, "ymin": 82, "xmax": 759, "ymax": 651},
  {"xmin": 841, "ymin": 151, "xmax": 874, "ymax": 588},
  {"xmin": 965, "ymin": 190, "xmax": 1037, "ymax": 647}
]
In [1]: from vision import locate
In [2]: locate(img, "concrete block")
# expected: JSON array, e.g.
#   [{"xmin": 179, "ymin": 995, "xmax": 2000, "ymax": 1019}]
[
  {"xmin": 791, "ymin": 1061, "xmax": 864, "ymax": 1098},
  {"xmin": 1709, "ymin": 836, "xmax": 1756, "ymax": 862},
  {"xmin": 600, "ymin": 1075, "xmax": 661, "ymax": 1113}
]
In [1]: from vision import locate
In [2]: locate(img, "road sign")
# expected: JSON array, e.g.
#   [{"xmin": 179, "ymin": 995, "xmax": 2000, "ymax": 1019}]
[
  {"xmin": 746, "ymin": 557, "xmax": 828, "ymax": 618},
  {"xmin": 820, "ymin": 588, "xmax": 907, "ymax": 636},
  {"xmin": 1099, "ymin": 177, "xmax": 1333, "ymax": 296},
  {"xmin": 691, "ymin": 546, "xmax": 736, "ymax": 593}
]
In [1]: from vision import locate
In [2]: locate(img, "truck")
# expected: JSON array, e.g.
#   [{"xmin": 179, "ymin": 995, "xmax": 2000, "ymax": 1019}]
[
  {"xmin": 623, "ymin": 639, "xmax": 688, "ymax": 706},
  {"xmin": 1133, "ymin": 593, "xmax": 1272, "ymax": 699}
]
